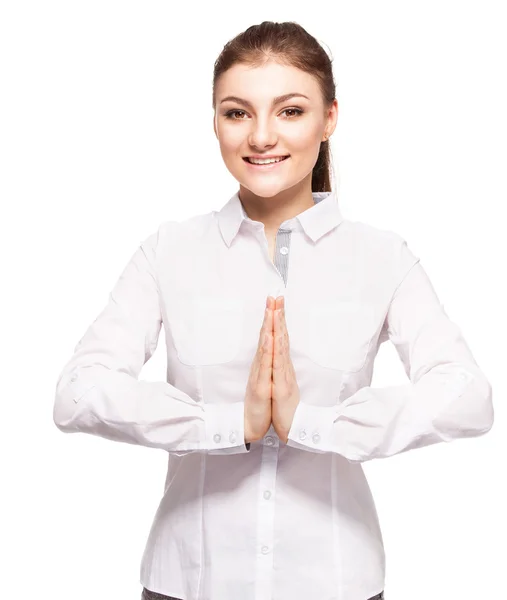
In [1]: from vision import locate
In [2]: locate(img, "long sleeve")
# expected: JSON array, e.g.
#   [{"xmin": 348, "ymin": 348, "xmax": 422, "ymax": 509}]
[
  {"xmin": 287, "ymin": 240, "xmax": 494, "ymax": 462},
  {"xmin": 53, "ymin": 226, "xmax": 250, "ymax": 454}
]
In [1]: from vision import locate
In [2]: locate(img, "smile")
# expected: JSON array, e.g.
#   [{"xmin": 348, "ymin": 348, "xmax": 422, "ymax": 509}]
[{"xmin": 243, "ymin": 156, "xmax": 290, "ymax": 169}]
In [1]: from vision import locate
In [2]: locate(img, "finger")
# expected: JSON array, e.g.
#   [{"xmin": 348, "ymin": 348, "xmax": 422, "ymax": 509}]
[
  {"xmin": 265, "ymin": 303, "xmax": 274, "ymax": 340},
  {"xmin": 260, "ymin": 330, "xmax": 273, "ymax": 368},
  {"xmin": 258, "ymin": 311, "xmax": 274, "ymax": 383},
  {"xmin": 273, "ymin": 311, "xmax": 285, "ymax": 369},
  {"xmin": 274, "ymin": 296, "xmax": 286, "ymax": 326},
  {"xmin": 278, "ymin": 300, "xmax": 289, "ymax": 342},
  {"xmin": 259, "ymin": 306, "xmax": 272, "ymax": 349},
  {"xmin": 251, "ymin": 307, "xmax": 273, "ymax": 383},
  {"xmin": 273, "ymin": 306, "xmax": 286, "ymax": 340},
  {"xmin": 282, "ymin": 309, "xmax": 289, "ymax": 344},
  {"xmin": 274, "ymin": 308, "xmax": 290, "ymax": 361},
  {"xmin": 261, "ymin": 300, "xmax": 274, "ymax": 358},
  {"xmin": 253, "ymin": 308, "xmax": 269, "ymax": 378}
]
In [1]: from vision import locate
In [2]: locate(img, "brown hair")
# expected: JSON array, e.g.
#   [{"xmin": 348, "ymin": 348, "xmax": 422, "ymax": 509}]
[{"xmin": 212, "ymin": 21, "xmax": 336, "ymax": 193}]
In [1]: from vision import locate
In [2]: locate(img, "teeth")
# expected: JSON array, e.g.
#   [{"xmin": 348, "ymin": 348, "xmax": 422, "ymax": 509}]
[{"xmin": 248, "ymin": 156, "xmax": 287, "ymax": 165}]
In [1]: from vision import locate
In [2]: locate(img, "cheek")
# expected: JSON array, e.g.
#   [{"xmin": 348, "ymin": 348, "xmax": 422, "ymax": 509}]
[
  {"xmin": 217, "ymin": 124, "xmax": 244, "ymax": 150},
  {"xmin": 220, "ymin": 141, "xmax": 245, "ymax": 167},
  {"xmin": 287, "ymin": 123, "xmax": 322, "ymax": 150}
]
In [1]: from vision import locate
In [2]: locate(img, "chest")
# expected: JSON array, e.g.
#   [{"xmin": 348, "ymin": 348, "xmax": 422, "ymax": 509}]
[{"xmin": 158, "ymin": 239, "xmax": 389, "ymax": 376}]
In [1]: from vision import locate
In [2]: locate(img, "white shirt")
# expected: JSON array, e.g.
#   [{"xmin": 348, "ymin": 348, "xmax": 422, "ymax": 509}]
[{"xmin": 53, "ymin": 190, "xmax": 494, "ymax": 600}]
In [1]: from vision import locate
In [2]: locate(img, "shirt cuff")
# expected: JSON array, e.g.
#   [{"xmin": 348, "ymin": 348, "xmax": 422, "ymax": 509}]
[
  {"xmin": 286, "ymin": 402, "xmax": 339, "ymax": 454},
  {"xmin": 205, "ymin": 401, "xmax": 251, "ymax": 454}
]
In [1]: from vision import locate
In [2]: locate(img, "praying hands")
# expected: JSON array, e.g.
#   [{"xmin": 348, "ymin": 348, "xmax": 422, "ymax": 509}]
[{"xmin": 244, "ymin": 296, "xmax": 301, "ymax": 444}]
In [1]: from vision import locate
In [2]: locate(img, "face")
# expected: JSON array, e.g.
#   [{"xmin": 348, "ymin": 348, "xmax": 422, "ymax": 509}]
[{"xmin": 213, "ymin": 60, "xmax": 337, "ymax": 201}]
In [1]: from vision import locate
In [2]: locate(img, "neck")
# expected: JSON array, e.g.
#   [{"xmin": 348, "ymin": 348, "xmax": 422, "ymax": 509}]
[{"xmin": 239, "ymin": 178, "xmax": 314, "ymax": 233}]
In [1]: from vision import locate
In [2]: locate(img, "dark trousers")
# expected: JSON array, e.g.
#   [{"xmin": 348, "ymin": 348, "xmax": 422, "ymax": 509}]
[{"xmin": 142, "ymin": 587, "xmax": 385, "ymax": 599}]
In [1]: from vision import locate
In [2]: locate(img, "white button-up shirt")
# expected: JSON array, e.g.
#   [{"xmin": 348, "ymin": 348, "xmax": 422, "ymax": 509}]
[{"xmin": 53, "ymin": 190, "xmax": 494, "ymax": 600}]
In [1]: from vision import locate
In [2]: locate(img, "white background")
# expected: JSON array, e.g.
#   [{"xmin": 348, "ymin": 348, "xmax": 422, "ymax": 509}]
[{"xmin": 1, "ymin": 1, "xmax": 506, "ymax": 599}]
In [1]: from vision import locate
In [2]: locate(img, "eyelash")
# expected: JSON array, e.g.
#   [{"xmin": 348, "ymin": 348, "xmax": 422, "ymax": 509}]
[{"xmin": 223, "ymin": 108, "xmax": 304, "ymax": 121}]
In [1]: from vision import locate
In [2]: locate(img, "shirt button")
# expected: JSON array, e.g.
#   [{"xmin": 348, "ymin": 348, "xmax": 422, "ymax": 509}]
[
  {"xmin": 229, "ymin": 432, "xmax": 236, "ymax": 444},
  {"xmin": 312, "ymin": 433, "xmax": 321, "ymax": 444},
  {"xmin": 279, "ymin": 246, "xmax": 289, "ymax": 255},
  {"xmin": 213, "ymin": 434, "xmax": 221, "ymax": 443},
  {"xmin": 261, "ymin": 546, "xmax": 270, "ymax": 554},
  {"xmin": 265, "ymin": 436, "xmax": 274, "ymax": 446},
  {"xmin": 459, "ymin": 372, "xmax": 469, "ymax": 381},
  {"xmin": 299, "ymin": 429, "xmax": 307, "ymax": 441},
  {"xmin": 70, "ymin": 374, "xmax": 78, "ymax": 382},
  {"xmin": 263, "ymin": 490, "xmax": 271, "ymax": 500}
]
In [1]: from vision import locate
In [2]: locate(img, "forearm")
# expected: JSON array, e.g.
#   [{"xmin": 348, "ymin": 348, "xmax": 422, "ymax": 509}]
[{"xmin": 54, "ymin": 364, "xmax": 250, "ymax": 453}]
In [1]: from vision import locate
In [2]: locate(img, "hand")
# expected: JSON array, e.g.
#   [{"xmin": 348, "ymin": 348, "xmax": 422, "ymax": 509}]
[
  {"xmin": 271, "ymin": 296, "xmax": 300, "ymax": 443},
  {"xmin": 244, "ymin": 297, "xmax": 274, "ymax": 444}
]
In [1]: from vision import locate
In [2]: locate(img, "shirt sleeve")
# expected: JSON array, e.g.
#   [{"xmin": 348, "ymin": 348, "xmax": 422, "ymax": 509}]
[
  {"xmin": 286, "ymin": 239, "xmax": 494, "ymax": 461},
  {"xmin": 53, "ymin": 226, "xmax": 250, "ymax": 455}
]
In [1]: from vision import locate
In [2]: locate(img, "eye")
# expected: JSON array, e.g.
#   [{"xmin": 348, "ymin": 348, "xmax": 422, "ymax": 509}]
[
  {"xmin": 223, "ymin": 108, "xmax": 304, "ymax": 120},
  {"xmin": 224, "ymin": 110, "xmax": 248, "ymax": 120},
  {"xmin": 281, "ymin": 108, "xmax": 304, "ymax": 119}
]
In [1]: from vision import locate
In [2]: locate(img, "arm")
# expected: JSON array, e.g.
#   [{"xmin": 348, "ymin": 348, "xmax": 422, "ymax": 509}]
[
  {"xmin": 53, "ymin": 226, "xmax": 250, "ymax": 454},
  {"xmin": 286, "ymin": 240, "xmax": 494, "ymax": 461}
]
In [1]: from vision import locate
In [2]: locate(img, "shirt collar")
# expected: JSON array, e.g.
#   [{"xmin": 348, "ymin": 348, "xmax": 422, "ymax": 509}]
[{"xmin": 217, "ymin": 189, "xmax": 344, "ymax": 247}]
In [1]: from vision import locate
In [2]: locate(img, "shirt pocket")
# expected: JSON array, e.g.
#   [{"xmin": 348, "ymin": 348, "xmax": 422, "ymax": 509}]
[
  {"xmin": 305, "ymin": 300, "xmax": 377, "ymax": 372},
  {"xmin": 168, "ymin": 294, "xmax": 243, "ymax": 366}
]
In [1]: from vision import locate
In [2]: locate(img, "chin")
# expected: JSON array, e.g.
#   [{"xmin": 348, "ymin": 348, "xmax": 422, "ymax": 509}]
[
  {"xmin": 238, "ymin": 181, "xmax": 291, "ymax": 199},
  {"xmin": 237, "ymin": 172, "xmax": 303, "ymax": 197}
]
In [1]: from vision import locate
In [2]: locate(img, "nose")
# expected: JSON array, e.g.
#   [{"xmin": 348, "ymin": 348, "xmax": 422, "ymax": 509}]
[{"xmin": 248, "ymin": 118, "xmax": 278, "ymax": 150}]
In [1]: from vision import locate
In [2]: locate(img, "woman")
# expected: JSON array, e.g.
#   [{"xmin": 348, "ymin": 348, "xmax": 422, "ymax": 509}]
[{"xmin": 53, "ymin": 21, "xmax": 494, "ymax": 600}]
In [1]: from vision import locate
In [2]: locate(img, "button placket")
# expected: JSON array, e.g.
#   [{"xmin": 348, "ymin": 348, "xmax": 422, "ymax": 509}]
[
  {"xmin": 256, "ymin": 432, "xmax": 278, "ymax": 587},
  {"xmin": 272, "ymin": 228, "xmax": 291, "ymax": 287}
]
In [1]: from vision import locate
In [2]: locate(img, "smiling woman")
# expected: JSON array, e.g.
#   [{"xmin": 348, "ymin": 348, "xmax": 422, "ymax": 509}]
[
  {"xmin": 212, "ymin": 24, "xmax": 338, "ymax": 228},
  {"xmin": 52, "ymin": 19, "xmax": 493, "ymax": 600}
]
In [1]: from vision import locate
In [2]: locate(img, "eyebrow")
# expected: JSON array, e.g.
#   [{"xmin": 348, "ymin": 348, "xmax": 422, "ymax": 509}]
[{"xmin": 219, "ymin": 92, "xmax": 310, "ymax": 109}]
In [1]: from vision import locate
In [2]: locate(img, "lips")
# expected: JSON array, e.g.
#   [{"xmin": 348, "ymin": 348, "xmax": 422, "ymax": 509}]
[{"xmin": 243, "ymin": 156, "xmax": 290, "ymax": 164}]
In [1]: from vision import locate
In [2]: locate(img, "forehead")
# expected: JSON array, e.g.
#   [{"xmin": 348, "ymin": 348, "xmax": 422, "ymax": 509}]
[{"xmin": 216, "ymin": 61, "xmax": 319, "ymax": 100}]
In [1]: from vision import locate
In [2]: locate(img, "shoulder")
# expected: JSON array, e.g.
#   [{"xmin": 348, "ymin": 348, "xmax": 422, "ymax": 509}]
[
  {"xmin": 140, "ymin": 211, "xmax": 214, "ymax": 253},
  {"xmin": 339, "ymin": 218, "xmax": 420, "ymax": 281},
  {"xmin": 340, "ymin": 218, "xmax": 412, "ymax": 254}
]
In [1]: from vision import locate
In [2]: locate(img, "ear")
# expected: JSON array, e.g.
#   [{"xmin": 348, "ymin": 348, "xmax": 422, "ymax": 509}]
[
  {"xmin": 325, "ymin": 99, "xmax": 339, "ymax": 139},
  {"xmin": 213, "ymin": 113, "xmax": 218, "ymax": 139}
]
